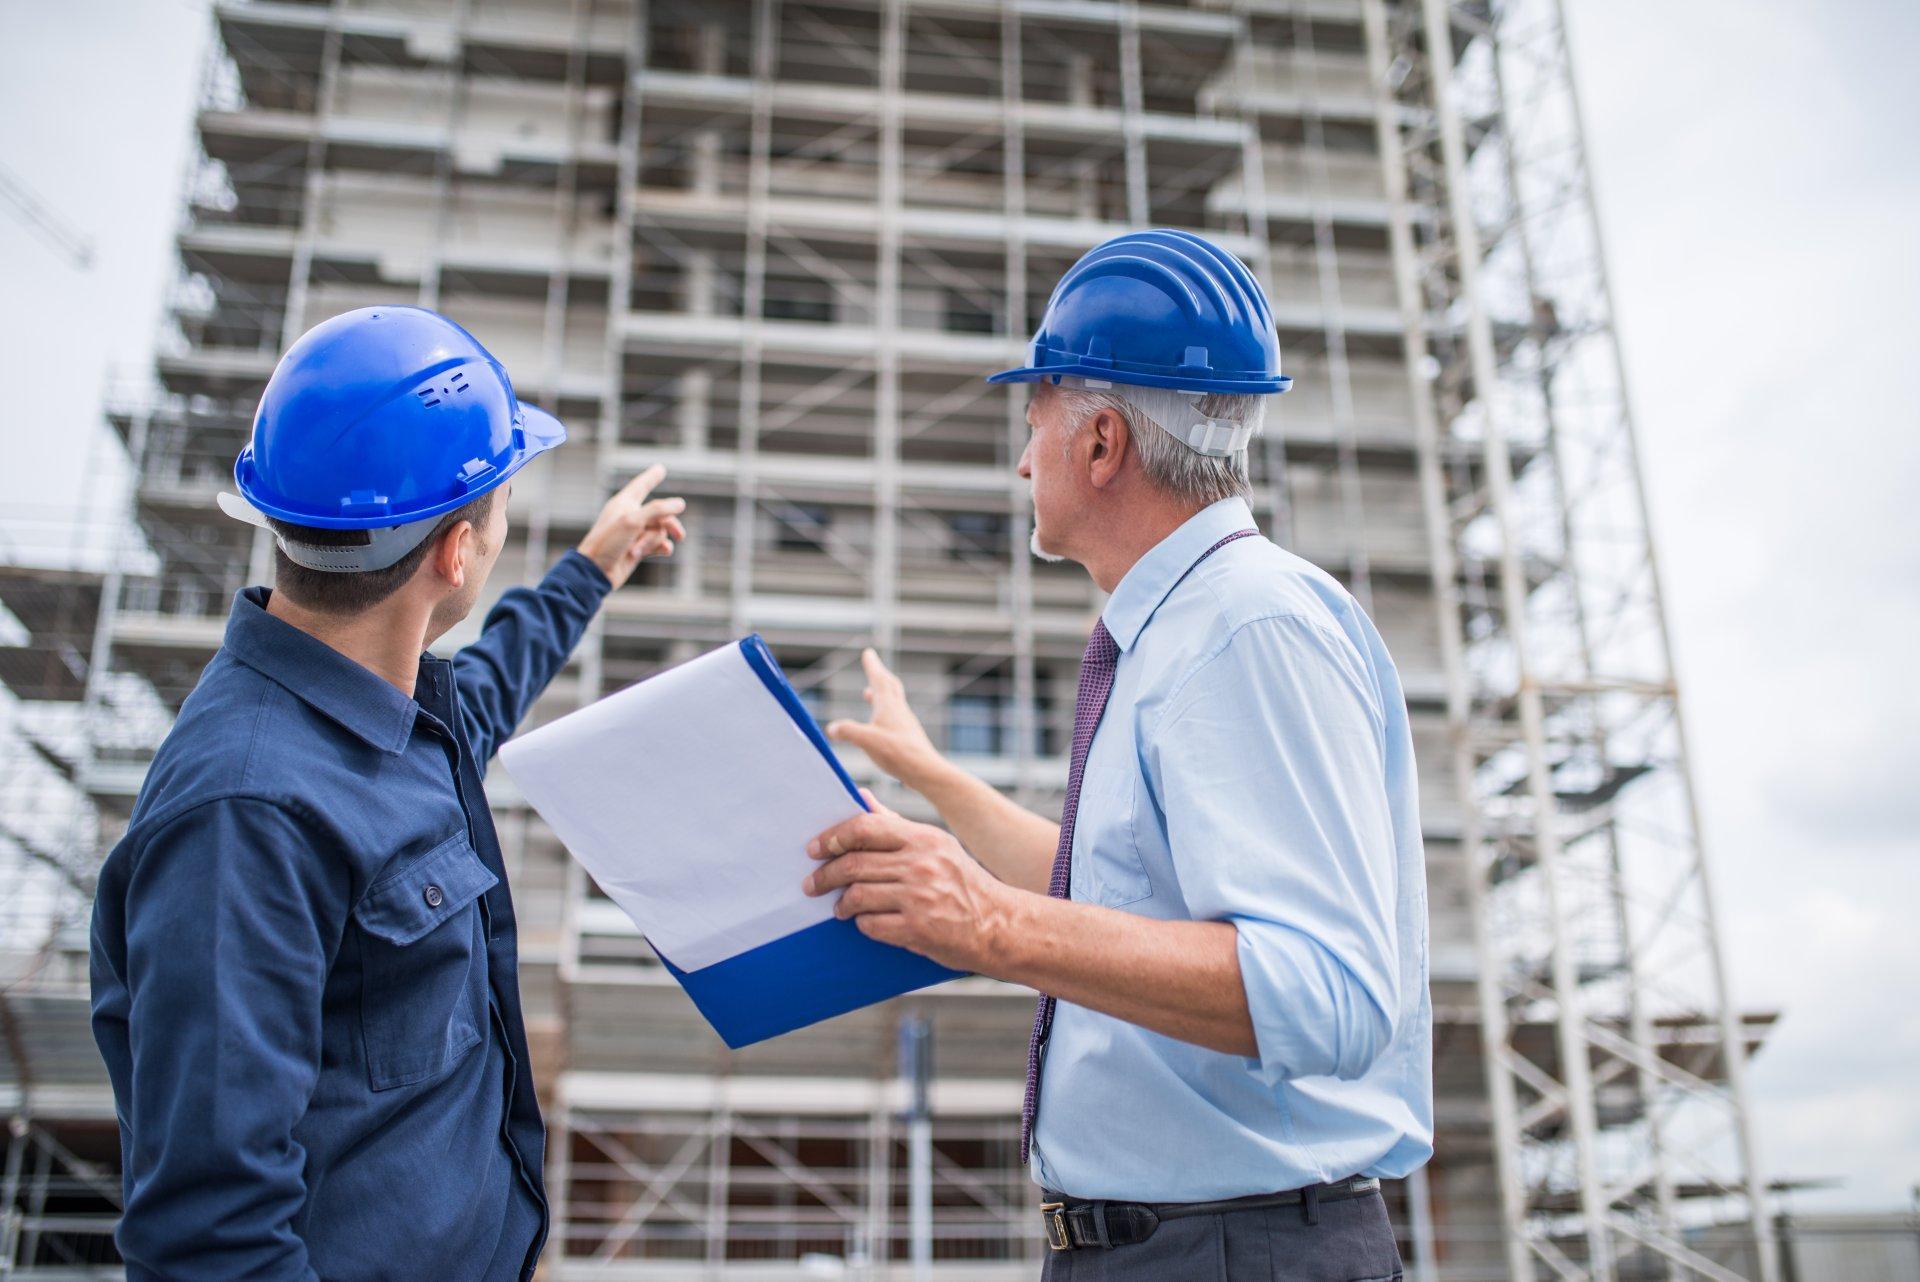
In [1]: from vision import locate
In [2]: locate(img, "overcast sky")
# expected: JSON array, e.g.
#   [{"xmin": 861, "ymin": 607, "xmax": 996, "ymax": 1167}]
[{"xmin": 2, "ymin": 0, "xmax": 1915, "ymax": 1214}]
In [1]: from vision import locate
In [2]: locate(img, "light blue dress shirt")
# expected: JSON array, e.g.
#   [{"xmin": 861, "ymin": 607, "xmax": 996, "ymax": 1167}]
[{"xmin": 1030, "ymin": 496, "xmax": 1433, "ymax": 1200}]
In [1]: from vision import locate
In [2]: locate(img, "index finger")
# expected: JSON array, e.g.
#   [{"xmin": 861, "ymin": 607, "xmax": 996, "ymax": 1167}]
[
  {"xmin": 859, "ymin": 647, "xmax": 902, "ymax": 695},
  {"xmin": 807, "ymin": 811, "xmax": 909, "ymax": 860},
  {"xmin": 804, "ymin": 850, "xmax": 916, "ymax": 895},
  {"xmin": 614, "ymin": 464, "xmax": 667, "ymax": 506}
]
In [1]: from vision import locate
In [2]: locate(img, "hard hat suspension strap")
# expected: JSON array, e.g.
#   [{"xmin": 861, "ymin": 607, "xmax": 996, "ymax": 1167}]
[
  {"xmin": 1062, "ymin": 377, "xmax": 1264, "ymax": 459},
  {"xmin": 216, "ymin": 491, "xmax": 445, "ymax": 573}
]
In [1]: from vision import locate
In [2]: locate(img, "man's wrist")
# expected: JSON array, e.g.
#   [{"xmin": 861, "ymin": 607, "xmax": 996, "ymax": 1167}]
[
  {"xmin": 572, "ymin": 543, "xmax": 618, "ymax": 582},
  {"xmin": 565, "ymin": 546, "xmax": 615, "ymax": 587},
  {"xmin": 973, "ymin": 880, "xmax": 1040, "ymax": 982},
  {"xmin": 908, "ymin": 753, "xmax": 974, "ymax": 812}
]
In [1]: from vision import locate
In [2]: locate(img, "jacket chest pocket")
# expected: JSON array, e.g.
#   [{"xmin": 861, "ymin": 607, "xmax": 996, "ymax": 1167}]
[
  {"xmin": 1072, "ymin": 763, "xmax": 1153, "ymax": 908},
  {"xmin": 352, "ymin": 832, "xmax": 499, "ymax": 1091}
]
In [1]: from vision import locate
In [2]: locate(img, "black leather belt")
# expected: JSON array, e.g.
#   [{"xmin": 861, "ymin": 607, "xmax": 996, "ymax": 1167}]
[{"xmin": 1039, "ymin": 1177, "xmax": 1381, "ymax": 1251}]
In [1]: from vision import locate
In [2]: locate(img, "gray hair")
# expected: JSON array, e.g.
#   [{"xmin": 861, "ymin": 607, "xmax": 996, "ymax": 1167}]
[{"xmin": 1052, "ymin": 386, "xmax": 1264, "ymax": 506}]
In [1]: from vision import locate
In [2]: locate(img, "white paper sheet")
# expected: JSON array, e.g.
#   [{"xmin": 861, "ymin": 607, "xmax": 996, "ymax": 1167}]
[{"xmin": 498, "ymin": 642, "xmax": 862, "ymax": 971}]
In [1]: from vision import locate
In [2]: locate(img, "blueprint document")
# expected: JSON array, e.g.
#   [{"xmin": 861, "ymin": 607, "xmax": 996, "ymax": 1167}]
[{"xmin": 499, "ymin": 641, "xmax": 862, "ymax": 972}]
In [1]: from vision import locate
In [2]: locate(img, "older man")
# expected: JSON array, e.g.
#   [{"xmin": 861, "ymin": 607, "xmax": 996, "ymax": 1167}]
[{"xmin": 807, "ymin": 230, "xmax": 1430, "ymax": 1278}]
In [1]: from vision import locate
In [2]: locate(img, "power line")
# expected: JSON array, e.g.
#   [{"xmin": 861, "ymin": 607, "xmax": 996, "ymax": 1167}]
[{"xmin": 0, "ymin": 161, "xmax": 96, "ymax": 271}]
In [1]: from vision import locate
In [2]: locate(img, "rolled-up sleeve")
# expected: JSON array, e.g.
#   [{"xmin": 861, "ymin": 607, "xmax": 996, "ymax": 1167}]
[
  {"xmin": 107, "ymin": 797, "xmax": 347, "ymax": 1281},
  {"xmin": 1150, "ymin": 615, "xmax": 1401, "ymax": 1082},
  {"xmin": 452, "ymin": 549, "xmax": 612, "ymax": 765}
]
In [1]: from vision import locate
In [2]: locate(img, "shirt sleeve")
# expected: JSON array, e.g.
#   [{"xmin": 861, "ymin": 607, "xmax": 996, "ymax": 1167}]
[
  {"xmin": 452, "ymin": 548, "xmax": 612, "ymax": 766},
  {"xmin": 110, "ymin": 797, "xmax": 347, "ymax": 1281},
  {"xmin": 1149, "ymin": 614, "xmax": 1401, "ymax": 1083}
]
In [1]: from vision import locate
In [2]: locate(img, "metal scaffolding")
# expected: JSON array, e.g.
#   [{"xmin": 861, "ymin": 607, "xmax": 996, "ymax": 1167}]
[
  {"xmin": 0, "ymin": 0, "xmax": 1776, "ymax": 1277},
  {"xmin": 1365, "ymin": 1, "xmax": 1777, "ymax": 1277}
]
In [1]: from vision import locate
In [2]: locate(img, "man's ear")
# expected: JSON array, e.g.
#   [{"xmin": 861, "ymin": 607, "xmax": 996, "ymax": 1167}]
[
  {"xmin": 430, "ymin": 520, "xmax": 475, "ymax": 591},
  {"xmin": 1086, "ymin": 407, "xmax": 1131, "ymax": 490}
]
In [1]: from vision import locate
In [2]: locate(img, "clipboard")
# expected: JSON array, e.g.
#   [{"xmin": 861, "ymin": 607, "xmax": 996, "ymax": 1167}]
[{"xmin": 502, "ymin": 635, "xmax": 963, "ymax": 1047}]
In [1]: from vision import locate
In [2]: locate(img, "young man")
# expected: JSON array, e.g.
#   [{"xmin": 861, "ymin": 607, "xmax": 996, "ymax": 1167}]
[
  {"xmin": 808, "ymin": 230, "xmax": 1432, "ymax": 1277},
  {"xmin": 89, "ymin": 307, "xmax": 686, "ymax": 1280}
]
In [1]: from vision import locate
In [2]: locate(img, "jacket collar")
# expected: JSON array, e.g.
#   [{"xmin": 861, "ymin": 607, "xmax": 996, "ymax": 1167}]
[
  {"xmin": 1100, "ymin": 496, "xmax": 1256, "ymax": 653},
  {"xmin": 222, "ymin": 587, "xmax": 421, "ymax": 755}
]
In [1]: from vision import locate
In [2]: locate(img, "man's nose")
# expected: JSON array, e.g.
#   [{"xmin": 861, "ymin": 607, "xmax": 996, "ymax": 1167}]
[{"xmin": 1017, "ymin": 441, "xmax": 1032, "ymax": 479}]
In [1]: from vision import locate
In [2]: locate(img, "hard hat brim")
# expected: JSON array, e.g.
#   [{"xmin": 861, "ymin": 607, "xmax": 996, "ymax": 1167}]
[
  {"xmin": 985, "ymin": 363, "xmax": 1292, "ymax": 395},
  {"xmin": 518, "ymin": 402, "xmax": 567, "ymax": 451}
]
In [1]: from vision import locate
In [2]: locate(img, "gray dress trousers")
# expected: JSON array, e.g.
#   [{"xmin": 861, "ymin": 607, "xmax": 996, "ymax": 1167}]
[{"xmin": 1038, "ymin": 1189, "xmax": 1404, "ymax": 1282}]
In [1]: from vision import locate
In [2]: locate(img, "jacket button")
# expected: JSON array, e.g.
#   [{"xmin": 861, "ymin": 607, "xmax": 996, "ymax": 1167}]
[{"xmin": 423, "ymin": 884, "xmax": 444, "ymax": 908}]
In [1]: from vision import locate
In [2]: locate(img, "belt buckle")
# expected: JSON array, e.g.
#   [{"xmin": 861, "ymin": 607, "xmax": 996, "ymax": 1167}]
[{"xmin": 1041, "ymin": 1201, "xmax": 1072, "ymax": 1251}]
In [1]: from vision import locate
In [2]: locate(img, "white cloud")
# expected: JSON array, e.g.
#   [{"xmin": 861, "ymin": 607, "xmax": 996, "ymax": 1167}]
[
  {"xmin": 0, "ymin": 0, "xmax": 202, "ymax": 562},
  {"xmin": 1573, "ymin": 0, "xmax": 1920, "ymax": 1210}
]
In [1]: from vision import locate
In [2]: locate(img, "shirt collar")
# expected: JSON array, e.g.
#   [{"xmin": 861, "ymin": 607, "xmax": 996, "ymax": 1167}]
[
  {"xmin": 222, "ymin": 587, "xmax": 421, "ymax": 755},
  {"xmin": 1100, "ymin": 496, "xmax": 1257, "ymax": 653}
]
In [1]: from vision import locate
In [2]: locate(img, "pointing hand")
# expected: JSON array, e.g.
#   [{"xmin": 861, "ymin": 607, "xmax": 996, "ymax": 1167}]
[{"xmin": 577, "ymin": 464, "xmax": 687, "ymax": 590}]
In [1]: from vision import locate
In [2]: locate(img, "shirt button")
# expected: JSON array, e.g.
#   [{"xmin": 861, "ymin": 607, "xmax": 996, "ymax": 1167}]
[{"xmin": 423, "ymin": 884, "xmax": 444, "ymax": 909}]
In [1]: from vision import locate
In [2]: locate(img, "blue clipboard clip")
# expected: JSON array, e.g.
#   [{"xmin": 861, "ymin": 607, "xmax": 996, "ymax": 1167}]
[{"xmin": 654, "ymin": 636, "xmax": 966, "ymax": 1047}]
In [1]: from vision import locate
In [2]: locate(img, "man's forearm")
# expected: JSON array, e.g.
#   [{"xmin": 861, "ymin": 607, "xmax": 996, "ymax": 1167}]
[
  {"xmin": 450, "ymin": 552, "xmax": 609, "ymax": 762},
  {"xmin": 983, "ymin": 891, "xmax": 1258, "ymax": 1057},
  {"xmin": 910, "ymin": 759, "xmax": 1059, "ymax": 894}
]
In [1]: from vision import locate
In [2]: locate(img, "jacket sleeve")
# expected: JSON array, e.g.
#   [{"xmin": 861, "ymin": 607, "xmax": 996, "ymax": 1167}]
[
  {"xmin": 1149, "ymin": 615, "xmax": 1402, "ymax": 1083},
  {"xmin": 452, "ymin": 549, "xmax": 612, "ymax": 767},
  {"xmin": 110, "ymin": 797, "xmax": 347, "ymax": 1281}
]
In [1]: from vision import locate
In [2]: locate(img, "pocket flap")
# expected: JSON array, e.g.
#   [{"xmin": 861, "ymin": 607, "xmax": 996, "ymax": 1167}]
[
  {"xmin": 354, "ymin": 833, "xmax": 499, "ymax": 946},
  {"xmin": 1078, "ymin": 762, "xmax": 1135, "ymax": 799}
]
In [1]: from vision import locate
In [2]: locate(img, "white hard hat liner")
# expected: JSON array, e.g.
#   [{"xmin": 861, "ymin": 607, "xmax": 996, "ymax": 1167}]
[
  {"xmin": 1061, "ymin": 376, "xmax": 1266, "ymax": 458},
  {"xmin": 217, "ymin": 490, "xmax": 446, "ymax": 573}
]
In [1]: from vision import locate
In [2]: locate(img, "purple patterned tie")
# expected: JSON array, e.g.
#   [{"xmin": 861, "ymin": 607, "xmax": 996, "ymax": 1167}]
[{"xmin": 1020, "ymin": 528, "xmax": 1258, "ymax": 1163}]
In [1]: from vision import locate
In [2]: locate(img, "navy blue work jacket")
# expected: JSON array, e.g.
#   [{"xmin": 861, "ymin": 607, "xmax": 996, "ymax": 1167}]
[{"xmin": 90, "ymin": 551, "xmax": 612, "ymax": 1281}]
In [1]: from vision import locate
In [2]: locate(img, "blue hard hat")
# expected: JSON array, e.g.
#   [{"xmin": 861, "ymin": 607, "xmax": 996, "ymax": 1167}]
[
  {"xmin": 229, "ymin": 306, "xmax": 566, "ymax": 532},
  {"xmin": 987, "ymin": 229, "xmax": 1292, "ymax": 395}
]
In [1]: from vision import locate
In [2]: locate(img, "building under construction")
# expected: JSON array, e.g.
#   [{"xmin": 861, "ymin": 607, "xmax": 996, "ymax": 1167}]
[{"xmin": 0, "ymin": 0, "xmax": 1783, "ymax": 1277}]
